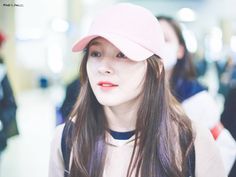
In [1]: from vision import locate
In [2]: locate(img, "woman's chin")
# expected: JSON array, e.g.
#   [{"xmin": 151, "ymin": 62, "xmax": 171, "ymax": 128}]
[{"xmin": 97, "ymin": 100, "xmax": 120, "ymax": 107}]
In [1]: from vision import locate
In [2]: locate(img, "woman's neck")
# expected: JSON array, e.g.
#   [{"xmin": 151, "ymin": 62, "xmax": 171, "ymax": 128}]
[
  {"xmin": 166, "ymin": 68, "xmax": 173, "ymax": 79},
  {"xmin": 104, "ymin": 100, "xmax": 139, "ymax": 132}
]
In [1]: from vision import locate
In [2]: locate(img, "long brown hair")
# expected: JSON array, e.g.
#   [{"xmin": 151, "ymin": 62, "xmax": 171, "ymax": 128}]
[{"xmin": 68, "ymin": 50, "xmax": 194, "ymax": 177}]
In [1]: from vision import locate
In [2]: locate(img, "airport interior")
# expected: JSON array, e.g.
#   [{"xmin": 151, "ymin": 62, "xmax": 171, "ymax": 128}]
[{"xmin": 0, "ymin": 0, "xmax": 236, "ymax": 176}]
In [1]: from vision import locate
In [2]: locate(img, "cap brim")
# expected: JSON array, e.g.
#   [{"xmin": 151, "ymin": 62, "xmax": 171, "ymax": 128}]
[{"xmin": 72, "ymin": 33, "xmax": 153, "ymax": 61}]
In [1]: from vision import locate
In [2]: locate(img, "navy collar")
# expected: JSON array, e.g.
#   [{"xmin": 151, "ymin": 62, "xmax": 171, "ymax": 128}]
[{"xmin": 109, "ymin": 129, "xmax": 135, "ymax": 140}]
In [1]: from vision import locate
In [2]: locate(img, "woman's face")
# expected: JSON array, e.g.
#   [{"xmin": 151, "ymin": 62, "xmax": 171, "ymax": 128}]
[
  {"xmin": 86, "ymin": 37, "xmax": 147, "ymax": 107},
  {"xmin": 159, "ymin": 20, "xmax": 180, "ymax": 71}
]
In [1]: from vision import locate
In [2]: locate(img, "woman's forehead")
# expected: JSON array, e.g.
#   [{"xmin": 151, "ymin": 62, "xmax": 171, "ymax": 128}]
[
  {"xmin": 90, "ymin": 37, "xmax": 113, "ymax": 46},
  {"xmin": 89, "ymin": 37, "xmax": 120, "ymax": 51}
]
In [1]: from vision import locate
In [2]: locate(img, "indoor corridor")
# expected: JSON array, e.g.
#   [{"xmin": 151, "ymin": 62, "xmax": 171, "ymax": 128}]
[{"xmin": 0, "ymin": 87, "xmax": 63, "ymax": 177}]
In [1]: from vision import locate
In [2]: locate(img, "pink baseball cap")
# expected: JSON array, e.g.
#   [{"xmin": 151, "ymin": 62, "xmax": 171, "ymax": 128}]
[{"xmin": 72, "ymin": 3, "xmax": 167, "ymax": 61}]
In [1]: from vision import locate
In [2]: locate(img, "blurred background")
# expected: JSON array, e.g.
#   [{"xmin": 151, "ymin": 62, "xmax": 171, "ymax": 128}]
[{"xmin": 0, "ymin": 0, "xmax": 236, "ymax": 176}]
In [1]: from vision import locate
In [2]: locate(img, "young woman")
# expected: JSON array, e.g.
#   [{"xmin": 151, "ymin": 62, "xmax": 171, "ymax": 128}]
[
  {"xmin": 49, "ymin": 3, "xmax": 226, "ymax": 177},
  {"xmin": 157, "ymin": 15, "xmax": 236, "ymax": 175}
]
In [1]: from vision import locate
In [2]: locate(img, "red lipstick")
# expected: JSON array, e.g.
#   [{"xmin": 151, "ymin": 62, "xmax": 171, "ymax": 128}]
[{"xmin": 97, "ymin": 81, "xmax": 118, "ymax": 90}]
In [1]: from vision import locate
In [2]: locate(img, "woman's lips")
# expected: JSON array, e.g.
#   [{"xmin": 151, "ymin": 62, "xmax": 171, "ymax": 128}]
[{"xmin": 97, "ymin": 81, "xmax": 118, "ymax": 90}]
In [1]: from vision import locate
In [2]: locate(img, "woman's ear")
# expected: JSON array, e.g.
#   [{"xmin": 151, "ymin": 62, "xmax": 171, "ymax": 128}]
[{"xmin": 177, "ymin": 45, "xmax": 185, "ymax": 59}]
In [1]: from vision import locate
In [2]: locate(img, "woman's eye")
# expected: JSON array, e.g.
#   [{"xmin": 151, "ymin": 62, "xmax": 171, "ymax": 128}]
[
  {"xmin": 90, "ymin": 51, "xmax": 101, "ymax": 57},
  {"xmin": 116, "ymin": 52, "xmax": 127, "ymax": 59}
]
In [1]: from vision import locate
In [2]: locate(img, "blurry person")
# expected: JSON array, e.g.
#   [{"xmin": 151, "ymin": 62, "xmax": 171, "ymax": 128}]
[
  {"xmin": 157, "ymin": 15, "xmax": 236, "ymax": 174},
  {"xmin": 0, "ymin": 32, "xmax": 18, "ymax": 155},
  {"xmin": 49, "ymin": 3, "xmax": 226, "ymax": 177},
  {"xmin": 221, "ymin": 86, "xmax": 236, "ymax": 177},
  {"xmin": 216, "ymin": 55, "xmax": 236, "ymax": 97},
  {"xmin": 221, "ymin": 86, "xmax": 236, "ymax": 140},
  {"xmin": 59, "ymin": 78, "xmax": 80, "ymax": 123}
]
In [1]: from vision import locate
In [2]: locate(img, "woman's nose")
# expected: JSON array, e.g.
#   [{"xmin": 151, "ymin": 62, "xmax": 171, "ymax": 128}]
[{"xmin": 97, "ymin": 58, "xmax": 114, "ymax": 75}]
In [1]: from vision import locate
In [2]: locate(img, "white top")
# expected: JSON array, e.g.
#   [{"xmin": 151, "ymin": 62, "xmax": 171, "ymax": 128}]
[
  {"xmin": 182, "ymin": 90, "xmax": 236, "ymax": 173},
  {"xmin": 181, "ymin": 91, "xmax": 220, "ymax": 129},
  {"xmin": 48, "ymin": 122, "xmax": 226, "ymax": 177}
]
